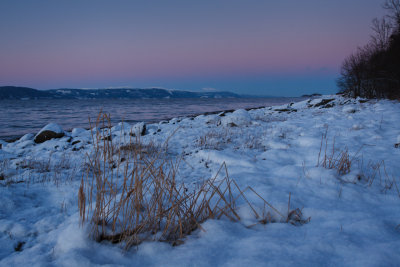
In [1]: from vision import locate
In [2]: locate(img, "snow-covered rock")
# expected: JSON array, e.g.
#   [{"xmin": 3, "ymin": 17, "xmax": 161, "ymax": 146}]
[
  {"xmin": 18, "ymin": 133, "xmax": 34, "ymax": 142},
  {"xmin": 71, "ymin": 128, "xmax": 86, "ymax": 137},
  {"xmin": 130, "ymin": 122, "xmax": 146, "ymax": 136},
  {"xmin": 343, "ymin": 105, "xmax": 357, "ymax": 113},
  {"xmin": 34, "ymin": 123, "xmax": 64, "ymax": 144},
  {"xmin": 111, "ymin": 122, "xmax": 132, "ymax": 135},
  {"xmin": 221, "ymin": 109, "xmax": 252, "ymax": 127}
]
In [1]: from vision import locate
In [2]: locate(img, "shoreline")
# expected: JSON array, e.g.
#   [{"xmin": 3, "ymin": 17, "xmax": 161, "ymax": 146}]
[{"xmin": 1, "ymin": 97, "xmax": 306, "ymax": 143}]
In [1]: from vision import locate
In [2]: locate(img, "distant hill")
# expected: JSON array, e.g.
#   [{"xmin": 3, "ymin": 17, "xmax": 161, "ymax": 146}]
[
  {"xmin": 0, "ymin": 86, "xmax": 53, "ymax": 99},
  {"xmin": 0, "ymin": 86, "xmax": 241, "ymax": 100}
]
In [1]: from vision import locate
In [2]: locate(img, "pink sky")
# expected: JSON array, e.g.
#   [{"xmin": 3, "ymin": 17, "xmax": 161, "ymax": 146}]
[{"xmin": 0, "ymin": 0, "xmax": 386, "ymax": 96}]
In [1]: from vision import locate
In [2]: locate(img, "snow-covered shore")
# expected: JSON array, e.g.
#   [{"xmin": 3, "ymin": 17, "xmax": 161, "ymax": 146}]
[{"xmin": 1, "ymin": 95, "xmax": 400, "ymax": 266}]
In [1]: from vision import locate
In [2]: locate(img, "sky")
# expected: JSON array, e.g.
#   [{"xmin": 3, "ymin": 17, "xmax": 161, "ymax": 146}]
[{"xmin": 0, "ymin": 0, "xmax": 386, "ymax": 96}]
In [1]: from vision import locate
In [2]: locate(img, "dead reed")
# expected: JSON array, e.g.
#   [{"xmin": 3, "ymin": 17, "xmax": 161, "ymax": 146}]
[
  {"xmin": 196, "ymin": 129, "xmax": 231, "ymax": 150},
  {"xmin": 317, "ymin": 133, "xmax": 352, "ymax": 175},
  {"xmin": 79, "ymin": 112, "xmax": 309, "ymax": 249},
  {"xmin": 316, "ymin": 132, "xmax": 400, "ymax": 196},
  {"xmin": 13, "ymin": 152, "xmax": 78, "ymax": 186}
]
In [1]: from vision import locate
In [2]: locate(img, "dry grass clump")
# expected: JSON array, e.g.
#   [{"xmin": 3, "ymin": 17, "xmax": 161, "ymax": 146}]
[
  {"xmin": 18, "ymin": 157, "xmax": 52, "ymax": 173},
  {"xmin": 197, "ymin": 129, "xmax": 265, "ymax": 151},
  {"xmin": 241, "ymin": 132, "xmax": 266, "ymax": 151},
  {"xmin": 360, "ymin": 160, "xmax": 400, "ymax": 196},
  {"xmin": 118, "ymin": 140, "xmax": 160, "ymax": 159},
  {"xmin": 14, "ymin": 152, "xmax": 77, "ymax": 186},
  {"xmin": 196, "ymin": 129, "xmax": 231, "ymax": 150},
  {"xmin": 316, "ymin": 131, "xmax": 400, "ymax": 196},
  {"xmin": 79, "ymin": 112, "xmax": 309, "ymax": 249},
  {"xmin": 253, "ymin": 113, "xmax": 287, "ymax": 123},
  {"xmin": 317, "ymin": 133, "xmax": 352, "ymax": 175}
]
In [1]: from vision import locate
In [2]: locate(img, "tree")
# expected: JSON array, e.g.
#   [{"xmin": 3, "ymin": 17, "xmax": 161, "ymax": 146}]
[
  {"xmin": 371, "ymin": 17, "xmax": 392, "ymax": 50},
  {"xmin": 383, "ymin": 0, "xmax": 400, "ymax": 26},
  {"xmin": 337, "ymin": 0, "xmax": 400, "ymax": 99}
]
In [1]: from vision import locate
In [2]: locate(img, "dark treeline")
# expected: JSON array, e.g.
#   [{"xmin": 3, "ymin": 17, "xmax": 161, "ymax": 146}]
[{"xmin": 337, "ymin": 0, "xmax": 400, "ymax": 99}]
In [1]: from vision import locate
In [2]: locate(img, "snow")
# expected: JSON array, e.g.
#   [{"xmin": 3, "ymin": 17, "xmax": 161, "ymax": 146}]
[
  {"xmin": 110, "ymin": 122, "xmax": 132, "ymax": 133},
  {"xmin": 71, "ymin": 128, "xmax": 86, "ymax": 137},
  {"xmin": 220, "ymin": 109, "xmax": 252, "ymax": 127},
  {"xmin": 36, "ymin": 123, "xmax": 64, "ymax": 135},
  {"xmin": 18, "ymin": 133, "xmax": 34, "ymax": 142},
  {"xmin": 1, "ymin": 95, "xmax": 400, "ymax": 266},
  {"xmin": 0, "ymin": 139, "xmax": 7, "ymax": 148}
]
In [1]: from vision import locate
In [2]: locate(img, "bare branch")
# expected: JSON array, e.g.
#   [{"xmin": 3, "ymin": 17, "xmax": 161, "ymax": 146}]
[
  {"xmin": 371, "ymin": 17, "xmax": 393, "ymax": 50},
  {"xmin": 382, "ymin": 0, "xmax": 400, "ymax": 24}
]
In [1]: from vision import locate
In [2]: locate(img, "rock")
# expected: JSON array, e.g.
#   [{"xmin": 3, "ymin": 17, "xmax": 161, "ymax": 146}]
[
  {"xmin": 129, "ymin": 122, "xmax": 146, "ymax": 137},
  {"xmin": 274, "ymin": 108, "xmax": 297, "ymax": 113},
  {"xmin": 34, "ymin": 123, "xmax": 64, "ymax": 144},
  {"xmin": 102, "ymin": 135, "xmax": 112, "ymax": 141},
  {"xmin": 14, "ymin": 241, "xmax": 26, "ymax": 252},
  {"xmin": 313, "ymin": 98, "xmax": 334, "ymax": 108}
]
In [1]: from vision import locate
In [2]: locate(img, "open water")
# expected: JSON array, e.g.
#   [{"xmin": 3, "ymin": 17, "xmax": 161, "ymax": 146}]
[{"xmin": 0, "ymin": 97, "xmax": 301, "ymax": 141}]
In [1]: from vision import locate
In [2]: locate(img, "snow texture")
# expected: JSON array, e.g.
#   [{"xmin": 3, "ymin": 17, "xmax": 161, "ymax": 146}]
[
  {"xmin": 1, "ymin": 95, "xmax": 400, "ymax": 266},
  {"xmin": 220, "ymin": 109, "xmax": 252, "ymax": 127}
]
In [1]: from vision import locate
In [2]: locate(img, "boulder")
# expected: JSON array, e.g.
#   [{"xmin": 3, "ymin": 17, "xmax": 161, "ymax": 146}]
[{"xmin": 34, "ymin": 123, "xmax": 64, "ymax": 144}]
